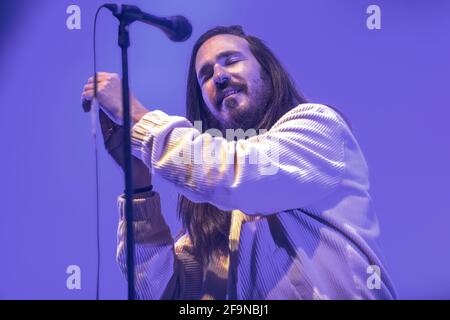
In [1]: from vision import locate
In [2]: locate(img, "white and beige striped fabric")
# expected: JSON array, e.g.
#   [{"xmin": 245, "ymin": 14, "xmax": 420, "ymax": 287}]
[{"xmin": 116, "ymin": 103, "xmax": 397, "ymax": 299}]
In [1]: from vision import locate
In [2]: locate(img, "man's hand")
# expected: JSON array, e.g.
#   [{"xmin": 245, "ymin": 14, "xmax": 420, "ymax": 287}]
[{"xmin": 81, "ymin": 72, "xmax": 149, "ymax": 125}]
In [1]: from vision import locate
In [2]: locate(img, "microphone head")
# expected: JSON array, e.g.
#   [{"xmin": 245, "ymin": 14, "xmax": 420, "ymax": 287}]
[
  {"xmin": 166, "ymin": 15, "xmax": 192, "ymax": 42},
  {"xmin": 104, "ymin": 3, "xmax": 119, "ymax": 14}
]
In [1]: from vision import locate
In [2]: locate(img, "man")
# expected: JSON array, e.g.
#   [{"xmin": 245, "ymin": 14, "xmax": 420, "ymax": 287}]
[{"xmin": 81, "ymin": 25, "xmax": 396, "ymax": 299}]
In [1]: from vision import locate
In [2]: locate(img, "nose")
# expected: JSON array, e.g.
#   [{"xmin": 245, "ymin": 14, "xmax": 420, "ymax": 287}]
[{"xmin": 213, "ymin": 65, "xmax": 230, "ymax": 90}]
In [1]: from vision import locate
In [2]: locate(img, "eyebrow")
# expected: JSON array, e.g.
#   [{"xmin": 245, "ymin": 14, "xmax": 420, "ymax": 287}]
[{"xmin": 197, "ymin": 50, "xmax": 243, "ymax": 81}]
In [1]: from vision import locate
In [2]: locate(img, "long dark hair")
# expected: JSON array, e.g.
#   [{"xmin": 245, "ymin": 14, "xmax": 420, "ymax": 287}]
[{"xmin": 177, "ymin": 25, "xmax": 308, "ymax": 265}]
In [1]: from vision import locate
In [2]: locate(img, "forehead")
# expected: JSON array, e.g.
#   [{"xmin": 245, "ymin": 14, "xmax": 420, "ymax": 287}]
[{"xmin": 195, "ymin": 34, "xmax": 253, "ymax": 73}]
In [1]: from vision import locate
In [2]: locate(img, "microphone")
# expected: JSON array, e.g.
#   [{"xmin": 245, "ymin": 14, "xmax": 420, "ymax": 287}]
[
  {"xmin": 105, "ymin": 4, "xmax": 192, "ymax": 42},
  {"xmin": 82, "ymin": 4, "xmax": 192, "ymax": 112}
]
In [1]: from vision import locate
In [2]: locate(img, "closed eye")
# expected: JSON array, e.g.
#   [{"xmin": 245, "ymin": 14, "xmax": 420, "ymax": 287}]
[
  {"xmin": 225, "ymin": 57, "xmax": 240, "ymax": 66},
  {"xmin": 201, "ymin": 73, "xmax": 212, "ymax": 84},
  {"xmin": 199, "ymin": 67, "xmax": 213, "ymax": 85}
]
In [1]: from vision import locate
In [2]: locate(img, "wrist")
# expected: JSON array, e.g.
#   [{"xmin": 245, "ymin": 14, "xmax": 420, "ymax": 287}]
[
  {"xmin": 131, "ymin": 99, "xmax": 149, "ymax": 125},
  {"xmin": 132, "ymin": 173, "xmax": 152, "ymax": 190},
  {"xmin": 132, "ymin": 111, "xmax": 147, "ymax": 125},
  {"xmin": 130, "ymin": 155, "xmax": 152, "ymax": 189}
]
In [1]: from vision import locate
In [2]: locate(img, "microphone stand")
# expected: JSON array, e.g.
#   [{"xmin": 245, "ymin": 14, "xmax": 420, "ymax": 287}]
[
  {"xmin": 96, "ymin": 3, "xmax": 191, "ymax": 300},
  {"xmin": 117, "ymin": 13, "xmax": 136, "ymax": 301}
]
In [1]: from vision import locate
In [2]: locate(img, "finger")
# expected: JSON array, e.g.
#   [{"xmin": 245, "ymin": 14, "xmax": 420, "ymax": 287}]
[
  {"xmin": 82, "ymin": 83, "xmax": 107, "ymax": 99},
  {"xmin": 87, "ymin": 75, "xmax": 109, "ymax": 84},
  {"xmin": 87, "ymin": 75, "xmax": 107, "ymax": 85},
  {"xmin": 88, "ymin": 72, "xmax": 117, "ymax": 83},
  {"xmin": 90, "ymin": 72, "xmax": 114, "ymax": 79},
  {"xmin": 81, "ymin": 89, "xmax": 94, "ymax": 101},
  {"xmin": 83, "ymin": 83, "xmax": 94, "ymax": 91},
  {"xmin": 97, "ymin": 71, "xmax": 115, "ymax": 77},
  {"xmin": 83, "ymin": 81, "xmax": 107, "ymax": 90},
  {"xmin": 83, "ymin": 82, "xmax": 108, "ymax": 96}
]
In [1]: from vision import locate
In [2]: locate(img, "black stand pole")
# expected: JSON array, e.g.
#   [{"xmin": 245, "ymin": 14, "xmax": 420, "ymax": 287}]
[
  {"xmin": 98, "ymin": 4, "xmax": 191, "ymax": 300},
  {"xmin": 118, "ymin": 19, "xmax": 136, "ymax": 300}
]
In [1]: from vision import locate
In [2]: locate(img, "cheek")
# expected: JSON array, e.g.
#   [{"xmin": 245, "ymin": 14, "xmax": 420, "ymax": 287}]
[
  {"xmin": 246, "ymin": 75, "xmax": 262, "ymax": 98},
  {"xmin": 201, "ymin": 84, "xmax": 214, "ymax": 103},
  {"xmin": 201, "ymin": 83, "xmax": 219, "ymax": 113},
  {"xmin": 241, "ymin": 64, "xmax": 263, "ymax": 91}
]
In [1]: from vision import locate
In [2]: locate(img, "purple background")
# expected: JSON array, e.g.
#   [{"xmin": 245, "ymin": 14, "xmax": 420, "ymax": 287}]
[{"xmin": 0, "ymin": 0, "xmax": 449, "ymax": 299}]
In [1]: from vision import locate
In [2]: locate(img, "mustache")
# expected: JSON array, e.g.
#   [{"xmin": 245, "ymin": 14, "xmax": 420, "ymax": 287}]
[{"xmin": 215, "ymin": 82, "xmax": 246, "ymax": 106}]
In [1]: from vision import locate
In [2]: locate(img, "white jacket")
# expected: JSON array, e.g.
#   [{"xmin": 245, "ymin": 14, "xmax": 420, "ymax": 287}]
[{"xmin": 116, "ymin": 103, "xmax": 397, "ymax": 299}]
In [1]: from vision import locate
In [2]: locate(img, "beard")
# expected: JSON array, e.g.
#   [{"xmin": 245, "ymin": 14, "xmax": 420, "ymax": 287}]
[{"xmin": 217, "ymin": 71, "xmax": 272, "ymax": 134}]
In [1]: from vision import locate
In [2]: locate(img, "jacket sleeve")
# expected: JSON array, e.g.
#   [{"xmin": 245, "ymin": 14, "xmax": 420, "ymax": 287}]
[
  {"xmin": 116, "ymin": 191, "xmax": 203, "ymax": 300},
  {"xmin": 130, "ymin": 103, "xmax": 347, "ymax": 215}
]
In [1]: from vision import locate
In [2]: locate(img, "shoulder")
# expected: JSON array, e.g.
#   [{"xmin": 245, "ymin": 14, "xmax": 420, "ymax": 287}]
[
  {"xmin": 284, "ymin": 103, "xmax": 348, "ymax": 124},
  {"xmin": 272, "ymin": 103, "xmax": 351, "ymax": 137}
]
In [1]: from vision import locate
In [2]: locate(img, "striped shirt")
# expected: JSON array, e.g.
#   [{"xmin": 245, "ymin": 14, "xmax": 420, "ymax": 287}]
[{"xmin": 116, "ymin": 103, "xmax": 397, "ymax": 299}]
